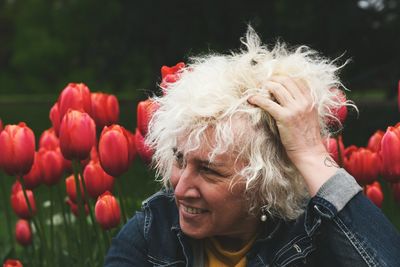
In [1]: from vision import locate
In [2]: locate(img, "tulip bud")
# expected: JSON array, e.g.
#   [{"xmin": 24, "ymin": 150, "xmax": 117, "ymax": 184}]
[
  {"xmin": 90, "ymin": 146, "xmax": 99, "ymax": 162},
  {"xmin": 66, "ymin": 198, "xmax": 89, "ymax": 217},
  {"xmin": 161, "ymin": 62, "xmax": 185, "ymax": 80},
  {"xmin": 137, "ymin": 99, "xmax": 158, "ymax": 137},
  {"xmin": 135, "ymin": 128, "xmax": 153, "ymax": 165},
  {"xmin": 125, "ymin": 129, "xmax": 137, "ymax": 164},
  {"xmin": 367, "ymin": 130, "xmax": 384, "ymax": 153},
  {"xmin": 343, "ymin": 147, "xmax": 380, "ymax": 185},
  {"xmin": 3, "ymin": 259, "xmax": 23, "ymax": 267},
  {"xmin": 39, "ymin": 128, "xmax": 59, "ymax": 150},
  {"xmin": 98, "ymin": 125, "xmax": 130, "ymax": 176},
  {"xmin": 91, "ymin": 92, "xmax": 119, "ymax": 130},
  {"xmin": 22, "ymin": 152, "xmax": 42, "ymax": 189},
  {"xmin": 380, "ymin": 125, "xmax": 400, "ymax": 182},
  {"xmin": 83, "ymin": 160, "xmax": 115, "ymax": 199},
  {"xmin": 11, "ymin": 181, "xmax": 22, "ymax": 195},
  {"xmin": 326, "ymin": 88, "xmax": 348, "ymax": 126},
  {"xmin": 95, "ymin": 191, "xmax": 121, "ymax": 230},
  {"xmin": 59, "ymin": 109, "xmax": 96, "ymax": 160},
  {"xmin": 15, "ymin": 219, "xmax": 32, "ymax": 246},
  {"xmin": 39, "ymin": 148, "xmax": 64, "ymax": 186},
  {"xmin": 49, "ymin": 103, "xmax": 61, "ymax": 136},
  {"xmin": 324, "ymin": 136, "xmax": 345, "ymax": 166},
  {"xmin": 11, "ymin": 183, "xmax": 36, "ymax": 219},
  {"xmin": 65, "ymin": 174, "xmax": 85, "ymax": 203},
  {"xmin": 160, "ymin": 62, "xmax": 185, "ymax": 93},
  {"xmin": 0, "ymin": 123, "xmax": 35, "ymax": 176},
  {"xmin": 57, "ymin": 83, "xmax": 92, "ymax": 122},
  {"xmin": 365, "ymin": 182, "xmax": 384, "ymax": 208}
]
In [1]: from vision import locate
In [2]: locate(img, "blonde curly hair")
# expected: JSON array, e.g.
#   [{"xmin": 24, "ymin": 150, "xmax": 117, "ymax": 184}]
[{"xmin": 146, "ymin": 27, "xmax": 350, "ymax": 220}]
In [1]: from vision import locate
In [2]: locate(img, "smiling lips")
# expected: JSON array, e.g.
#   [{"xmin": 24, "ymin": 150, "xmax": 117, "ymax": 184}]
[{"xmin": 181, "ymin": 204, "xmax": 208, "ymax": 214}]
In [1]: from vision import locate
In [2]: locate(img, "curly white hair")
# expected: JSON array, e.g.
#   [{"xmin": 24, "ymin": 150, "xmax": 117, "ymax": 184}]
[{"xmin": 146, "ymin": 27, "xmax": 350, "ymax": 220}]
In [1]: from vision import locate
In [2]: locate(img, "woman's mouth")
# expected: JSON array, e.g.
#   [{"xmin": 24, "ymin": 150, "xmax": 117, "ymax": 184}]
[{"xmin": 181, "ymin": 204, "xmax": 207, "ymax": 214}]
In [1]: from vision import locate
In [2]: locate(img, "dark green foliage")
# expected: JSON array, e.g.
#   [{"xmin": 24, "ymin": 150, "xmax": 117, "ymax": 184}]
[{"xmin": 0, "ymin": 0, "xmax": 399, "ymax": 97}]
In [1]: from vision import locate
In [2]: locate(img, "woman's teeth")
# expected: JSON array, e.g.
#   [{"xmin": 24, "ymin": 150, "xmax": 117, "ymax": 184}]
[{"xmin": 184, "ymin": 205, "xmax": 205, "ymax": 214}]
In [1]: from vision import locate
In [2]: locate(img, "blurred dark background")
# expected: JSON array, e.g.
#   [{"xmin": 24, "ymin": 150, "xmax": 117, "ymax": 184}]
[
  {"xmin": 0, "ymin": 0, "xmax": 399, "ymax": 144},
  {"xmin": 0, "ymin": 0, "xmax": 399, "ymax": 95}
]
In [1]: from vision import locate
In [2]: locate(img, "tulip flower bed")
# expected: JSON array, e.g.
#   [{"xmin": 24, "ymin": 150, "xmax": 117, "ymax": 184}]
[{"xmin": 0, "ymin": 64, "xmax": 399, "ymax": 267}]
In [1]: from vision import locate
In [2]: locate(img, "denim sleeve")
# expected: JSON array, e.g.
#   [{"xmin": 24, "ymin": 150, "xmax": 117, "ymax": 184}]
[
  {"xmin": 306, "ymin": 169, "xmax": 400, "ymax": 266},
  {"xmin": 104, "ymin": 211, "xmax": 151, "ymax": 267},
  {"xmin": 315, "ymin": 168, "xmax": 362, "ymax": 212}
]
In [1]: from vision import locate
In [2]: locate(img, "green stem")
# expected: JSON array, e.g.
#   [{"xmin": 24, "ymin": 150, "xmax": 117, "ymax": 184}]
[
  {"xmin": 79, "ymin": 167, "xmax": 105, "ymax": 262},
  {"xmin": 116, "ymin": 178, "xmax": 128, "ymax": 224},
  {"xmin": 72, "ymin": 160, "xmax": 87, "ymax": 267},
  {"xmin": 0, "ymin": 176, "xmax": 15, "ymax": 252},
  {"xmin": 19, "ymin": 178, "xmax": 50, "ymax": 266},
  {"xmin": 57, "ymin": 183, "xmax": 74, "ymax": 259},
  {"xmin": 102, "ymin": 228, "xmax": 111, "ymax": 253},
  {"xmin": 30, "ymin": 238, "xmax": 37, "ymax": 267},
  {"xmin": 49, "ymin": 186, "xmax": 55, "ymax": 266}
]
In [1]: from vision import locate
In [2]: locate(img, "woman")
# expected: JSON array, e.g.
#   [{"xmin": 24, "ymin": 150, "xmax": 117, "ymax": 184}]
[{"xmin": 105, "ymin": 28, "xmax": 400, "ymax": 266}]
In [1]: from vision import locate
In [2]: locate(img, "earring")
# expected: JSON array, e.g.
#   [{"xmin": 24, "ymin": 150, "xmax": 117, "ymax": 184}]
[{"xmin": 260, "ymin": 206, "xmax": 267, "ymax": 222}]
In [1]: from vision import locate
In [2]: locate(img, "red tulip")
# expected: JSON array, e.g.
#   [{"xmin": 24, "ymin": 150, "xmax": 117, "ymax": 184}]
[
  {"xmin": 39, "ymin": 148, "xmax": 64, "ymax": 186},
  {"xmin": 367, "ymin": 130, "xmax": 384, "ymax": 153},
  {"xmin": 49, "ymin": 103, "xmax": 61, "ymax": 136},
  {"xmin": 66, "ymin": 198, "xmax": 89, "ymax": 217},
  {"xmin": 95, "ymin": 191, "xmax": 121, "ymax": 230},
  {"xmin": 22, "ymin": 152, "xmax": 42, "ymax": 189},
  {"xmin": 11, "ymin": 180, "xmax": 22, "ymax": 195},
  {"xmin": 326, "ymin": 88, "xmax": 348, "ymax": 125},
  {"xmin": 98, "ymin": 125, "xmax": 130, "ymax": 176},
  {"xmin": 3, "ymin": 259, "xmax": 23, "ymax": 267},
  {"xmin": 137, "ymin": 99, "xmax": 158, "ymax": 137},
  {"xmin": 365, "ymin": 182, "xmax": 384, "ymax": 208},
  {"xmin": 65, "ymin": 174, "xmax": 85, "ymax": 203},
  {"xmin": 161, "ymin": 62, "xmax": 185, "ymax": 80},
  {"xmin": 11, "ymin": 183, "xmax": 36, "ymax": 219},
  {"xmin": 57, "ymin": 83, "xmax": 92, "ymax": 122},
  {"xmin": 344, "ymin": 147, "xmax": 380, "ymax": 185},
  {"xmin": 90, "ymin": 146, "xmax": 99, "ymax": 162},
  {"xmin": 324, "ymin": 135, "xmax": 345, "ymax": 165},
  {"xmin": 392, "ymin": 182, "xmax": 400, "ymax": 204},
  {"xmin": 0, "ymin": 118, "xmax": 3, "ymax": 132},
  {"xmin": 83, "ymin": 160, "xmax": 115, "ymax": 199},
  {"xmin": 15, "ymin": 219, "xmax": 32, "ymax": 246},
  {"xmin": 134, "ymin": 128, "xmax": 153, "ymax": 164},
  {"xmin": 125, "ymin": 129, "xmax": 137, "ymax": 164},
  {"xmin": 39, "ymin": 128, "xmax": 59, "ymax": 150},
  {"xmin": 380, "ymin": 124, "xmax": 400, "ymax": 182},
  {"xmin": 160, "ymin": 62, "xmax": 185, "ymax": 93},
  {"xmin": 0, "ymin": 123, "xmax": 35, "ymax": 176},
  {"xmin": 59, "ymin": 109, "xmax": 96, "ymax": 160},
  {"xmin": 91, "ymin": 92, "xmax": 119, "ymax": 129}
]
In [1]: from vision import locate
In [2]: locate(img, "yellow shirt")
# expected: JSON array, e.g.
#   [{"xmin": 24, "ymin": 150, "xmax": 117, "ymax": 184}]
[{"xmin": 205, "ymin": 235, "xmax": 257, "ymax": 267}]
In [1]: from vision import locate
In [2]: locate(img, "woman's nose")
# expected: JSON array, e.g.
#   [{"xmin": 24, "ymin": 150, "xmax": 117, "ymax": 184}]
[{"xmin": 173, "ymin": 165, "xmax": 201, "ymax": 199}]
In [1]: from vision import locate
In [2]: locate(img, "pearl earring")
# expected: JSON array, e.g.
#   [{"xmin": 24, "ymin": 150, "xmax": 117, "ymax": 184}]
[
  {"xmin": 261, "ymin": 214, "xmax": 267, "ymax": 222},
  {"xmin": 260, "ymin": 206, "xmax": 267, "ymax": 222}
]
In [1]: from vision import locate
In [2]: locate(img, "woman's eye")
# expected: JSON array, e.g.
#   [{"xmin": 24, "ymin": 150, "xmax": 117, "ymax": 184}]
[{"xmin": 200, "ymin": 166, "xmax": 220, "ymax": 176}]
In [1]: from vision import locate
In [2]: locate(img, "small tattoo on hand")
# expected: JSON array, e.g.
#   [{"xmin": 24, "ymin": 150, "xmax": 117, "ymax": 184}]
[{"xmin": 324, "ymin": 157, "xmax": 339, "ymax": 168}]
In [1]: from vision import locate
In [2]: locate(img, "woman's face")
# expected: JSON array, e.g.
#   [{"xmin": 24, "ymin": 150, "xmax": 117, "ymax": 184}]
[{"xmin": 170, "ymin": 132, "xmax": 259, "ymax": 241}]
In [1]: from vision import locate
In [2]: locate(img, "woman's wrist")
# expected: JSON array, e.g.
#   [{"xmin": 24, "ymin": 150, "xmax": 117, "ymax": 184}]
[{"xmin": 289, "ymin": 146, "xmax": 339, "ymax": 196}]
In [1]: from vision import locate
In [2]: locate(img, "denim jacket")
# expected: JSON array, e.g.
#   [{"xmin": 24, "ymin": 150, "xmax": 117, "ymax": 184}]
[{"xmin": 105, "ymin": 169, "xmax": 400, "ymax": 266}]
